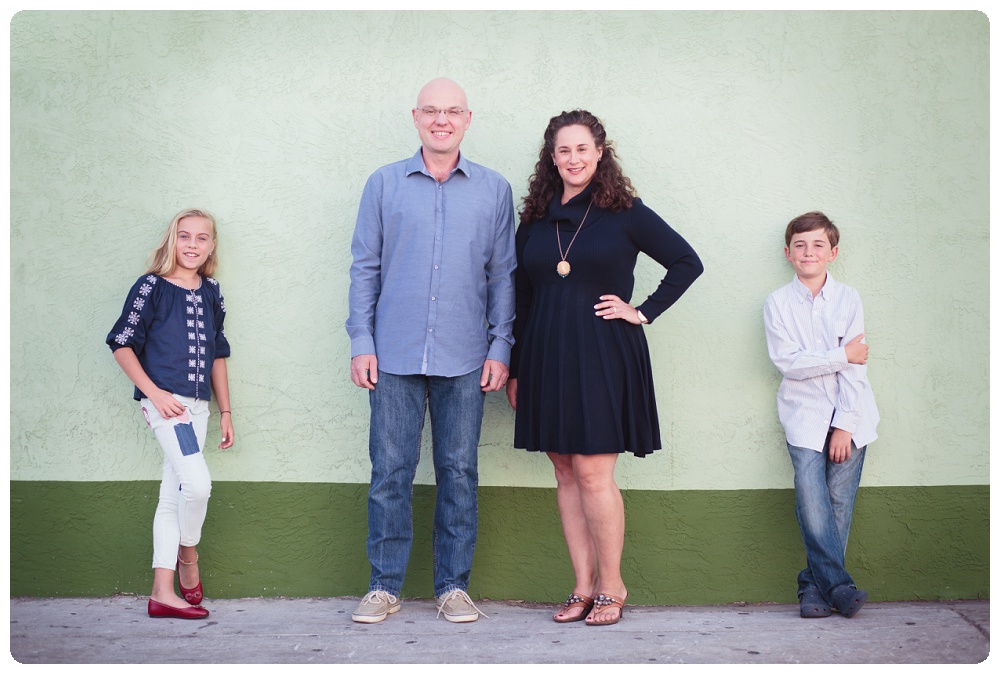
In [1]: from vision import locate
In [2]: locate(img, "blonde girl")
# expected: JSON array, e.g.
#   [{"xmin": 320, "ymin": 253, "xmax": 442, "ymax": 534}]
[{"xmin": 106, "ymin": 208, "xmax": 234, "ymax": 619}]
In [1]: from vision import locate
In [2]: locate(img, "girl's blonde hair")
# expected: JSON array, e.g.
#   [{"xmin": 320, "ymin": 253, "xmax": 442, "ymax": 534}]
[{"xmin": 145, "ymin": 208, "xmax": 220, "ymax": 277}]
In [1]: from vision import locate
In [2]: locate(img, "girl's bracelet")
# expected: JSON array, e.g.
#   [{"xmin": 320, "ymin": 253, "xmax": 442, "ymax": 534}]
[{"xmin": 220, "ymin": 410, "xmax": 231, "ymax": 415}]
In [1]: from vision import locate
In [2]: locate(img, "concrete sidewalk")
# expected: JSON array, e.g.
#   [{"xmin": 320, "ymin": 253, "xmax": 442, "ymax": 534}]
[{"xmin": 8, "ymin": 596, "xmax": 990, "ymax": 664}]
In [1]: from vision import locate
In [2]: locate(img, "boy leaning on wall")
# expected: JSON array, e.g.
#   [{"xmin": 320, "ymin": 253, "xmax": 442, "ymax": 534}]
[{"xmin": 763, "ymin": 211, "xmax": 880, "ymax": 619}]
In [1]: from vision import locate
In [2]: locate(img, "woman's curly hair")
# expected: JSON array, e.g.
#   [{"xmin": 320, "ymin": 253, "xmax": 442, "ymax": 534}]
[{"xmin": 519, "ymin": 109, "xmax": 636, "ymax": 225}]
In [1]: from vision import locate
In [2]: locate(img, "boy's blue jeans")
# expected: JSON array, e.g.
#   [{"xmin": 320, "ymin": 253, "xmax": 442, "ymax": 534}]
[
  {"xmin": 366, "ymin": 369, "xmax": 484, "ymax": 598},
  {"xmin": 787, "ymin": 437, "xmax": 866, "ymax": 602}
]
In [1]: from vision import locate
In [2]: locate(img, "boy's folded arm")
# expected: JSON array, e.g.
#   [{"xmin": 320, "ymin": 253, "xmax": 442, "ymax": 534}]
[
  {"xmin": 832, "ymin": 294, "xmax": 870, "ymax": 428},
  {"xmin": 768, "ymin": 344, "xmax": 849, "ymax": 380},
  {"xmin": 764, "ymin": 301, "xmax": 848, "ymax": 380}
]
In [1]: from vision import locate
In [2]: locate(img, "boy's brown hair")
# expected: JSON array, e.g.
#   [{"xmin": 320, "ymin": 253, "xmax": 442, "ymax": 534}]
[{"xmin": 785, "ymin": 211, "xmax": 840, "ymax": 248}]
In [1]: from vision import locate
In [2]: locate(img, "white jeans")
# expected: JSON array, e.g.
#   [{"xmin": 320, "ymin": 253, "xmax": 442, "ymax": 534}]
[{"xmin": 141, "ymin": 395, "xmax": 213, "ymax": 570}]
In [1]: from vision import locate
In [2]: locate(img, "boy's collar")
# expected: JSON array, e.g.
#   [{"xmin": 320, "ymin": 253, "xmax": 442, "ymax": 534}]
[{"xmin": 793, "ymin": 272, "xmax": 836, "ymax": 299}]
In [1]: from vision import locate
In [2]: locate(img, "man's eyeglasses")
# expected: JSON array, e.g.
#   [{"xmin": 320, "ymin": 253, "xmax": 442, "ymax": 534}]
[{"xmin": 418, "ymin": 107, "xmax": 468, "ymax": 119}]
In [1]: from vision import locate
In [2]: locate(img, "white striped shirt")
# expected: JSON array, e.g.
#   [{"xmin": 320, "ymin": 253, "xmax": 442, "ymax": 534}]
[{"xmin": 763, "ymin": 274, "xmax": 879, "ymax": 452}]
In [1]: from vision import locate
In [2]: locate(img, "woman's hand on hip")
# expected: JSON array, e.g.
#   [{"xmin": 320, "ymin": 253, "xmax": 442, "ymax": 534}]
[{"xmin": 595, "ymin": 295, "xmax": 643, "ymax": 325}]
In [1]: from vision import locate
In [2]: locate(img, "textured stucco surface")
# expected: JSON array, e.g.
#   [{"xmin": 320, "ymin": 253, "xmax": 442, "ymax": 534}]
[
  {"xmin": 10, "ymin": 481, "xmax": 988, "ymax": 602},
  {"xmin": 10, "ymin": 11, "xmax": 989, "ymax": 493}
]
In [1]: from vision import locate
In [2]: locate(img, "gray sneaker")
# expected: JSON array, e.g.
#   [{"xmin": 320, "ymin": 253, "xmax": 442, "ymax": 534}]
[
  {"xmin": 351, "ymin": 590, "xmax": 400, "ymax": 623},
  {"xmin": 435, "ymin": 588, "xmax": 487, "ymax": 623}
]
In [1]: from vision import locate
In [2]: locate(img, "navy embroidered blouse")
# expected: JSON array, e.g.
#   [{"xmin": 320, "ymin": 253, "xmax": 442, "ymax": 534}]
[{"xmin": 106, "ymin": 274, "xmax": 231, "ymax": 401}]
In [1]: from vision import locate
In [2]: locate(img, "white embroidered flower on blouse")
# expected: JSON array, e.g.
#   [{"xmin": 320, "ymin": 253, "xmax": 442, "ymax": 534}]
[{"xmin": 114, "ymin": 327, "xmax": 135, "ymax": 345}]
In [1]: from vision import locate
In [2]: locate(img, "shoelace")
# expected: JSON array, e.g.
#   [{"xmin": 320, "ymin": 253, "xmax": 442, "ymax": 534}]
[
  {"xmin": 362, "ymin": 590, "xmax": 395, "ymax": 607},
  {"xmin": 435, "ymin": 589, "xmax": 489, "ymax": 620}
]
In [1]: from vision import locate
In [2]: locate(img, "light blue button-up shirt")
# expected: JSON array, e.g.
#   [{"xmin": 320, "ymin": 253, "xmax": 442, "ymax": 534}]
[
  {"xmin": 347, "ymin": 149, "xmax": 516, "ymax": 377},
  {"xmin": 763, "ymin": 273, "xmax": 879, "ymax": 452}
]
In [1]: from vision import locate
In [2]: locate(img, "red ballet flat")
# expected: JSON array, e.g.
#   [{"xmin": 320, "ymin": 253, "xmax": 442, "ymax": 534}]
[
  {"xmin": 147, "ymin": 598, "xmax": 209, "ymax": 619},
  {"xmin": 177, "ymin": 554, "xmax": 203, "ymax": 605}
]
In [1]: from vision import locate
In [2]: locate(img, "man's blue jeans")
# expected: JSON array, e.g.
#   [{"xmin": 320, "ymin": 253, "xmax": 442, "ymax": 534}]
[
  {"xmin": 787, "ymin": 437, "xmax": 866, "ymax": 602},
  {"xmin": 367, "ymin": 369, "xmax": 485, "ymax": 597}
]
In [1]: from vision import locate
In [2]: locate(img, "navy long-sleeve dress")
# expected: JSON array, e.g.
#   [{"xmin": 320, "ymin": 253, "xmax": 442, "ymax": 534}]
[{"xmin": 510, "ymin": 186, "xmax": 703, "ymax": 457}]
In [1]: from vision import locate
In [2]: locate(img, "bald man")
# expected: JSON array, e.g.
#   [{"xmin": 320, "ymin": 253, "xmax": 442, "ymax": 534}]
[{"xmin": 346, "ymin": 78, "xmax": 515, "ymax": 623}]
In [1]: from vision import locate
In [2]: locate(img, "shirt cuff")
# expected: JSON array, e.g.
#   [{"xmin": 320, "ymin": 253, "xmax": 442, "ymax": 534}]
[
  {"xmin": 485, "ymin": 339, "xmax": 512, "ymax": 366},
  {"xmin": 636, "ymin": 302, "xmax": 658, "ymax": 324},
  {"xmin": 350, "ymin": 336, "xmax": 377, "ymax": 359},
  {"xmin": 832, "ymin": 410, "xmax": 860, "ymax": 434}
]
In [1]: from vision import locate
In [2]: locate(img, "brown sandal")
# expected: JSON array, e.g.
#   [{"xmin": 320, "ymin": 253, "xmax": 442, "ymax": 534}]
[
  {"xmin": 553, "ymin": 593, "xmax": 595, "ymax": 623},
  {"xmin": 585, "ymin": 593, "xmax": 626, "ymax": 626}
]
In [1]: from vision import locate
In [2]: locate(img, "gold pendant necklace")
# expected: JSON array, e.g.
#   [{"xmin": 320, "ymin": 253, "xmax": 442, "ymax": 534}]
[{"xmin": 556, "ymin": 199, "xmax": 593, "ymax": 278}]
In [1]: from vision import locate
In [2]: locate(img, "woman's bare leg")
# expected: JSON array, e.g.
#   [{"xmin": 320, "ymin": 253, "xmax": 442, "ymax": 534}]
[
  {"xmin": 549, "ymin": 452, "xmax": 599, "ymax": 620},
  {"xmin": 572, "ymin": 453, "xmax": 628, "ymax": 624}
]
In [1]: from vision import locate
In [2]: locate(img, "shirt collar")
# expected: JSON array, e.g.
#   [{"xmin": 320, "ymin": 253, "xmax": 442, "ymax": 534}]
[
  {"xmin": 405, "ymin": 148, "xmax": 470, "ymax": 179},
  {"xmin": 792, "ymin": 272, "xmax": 837, "ymax": 301}
]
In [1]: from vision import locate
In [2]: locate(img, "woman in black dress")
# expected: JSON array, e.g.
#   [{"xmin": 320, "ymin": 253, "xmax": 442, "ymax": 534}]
[{"xmin": 506, "ymin": 110, "xmax": 702, "ymax": 625}]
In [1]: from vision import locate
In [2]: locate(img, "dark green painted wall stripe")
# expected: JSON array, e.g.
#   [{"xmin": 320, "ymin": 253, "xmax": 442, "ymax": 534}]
[{"xmin": 10, "ymin": 481, "xmax": 988, "ymax": 603}]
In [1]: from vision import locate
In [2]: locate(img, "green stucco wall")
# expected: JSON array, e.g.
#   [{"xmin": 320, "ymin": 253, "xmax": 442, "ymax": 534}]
[{"xmin": 9, "ymin": 11, "xmax": 989, "ymax": 602}]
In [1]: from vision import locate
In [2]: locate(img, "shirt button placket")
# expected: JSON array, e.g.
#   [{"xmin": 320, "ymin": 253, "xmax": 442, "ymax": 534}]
[{"xmin": 425, "ymin": 181, "xmax": 446, "ymax": 371}]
